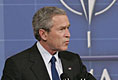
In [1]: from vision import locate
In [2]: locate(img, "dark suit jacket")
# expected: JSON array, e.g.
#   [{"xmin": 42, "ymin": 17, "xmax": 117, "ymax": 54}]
[{"xmin": 1, "ymin": 43, "xmax": 96, "ymax": 80}]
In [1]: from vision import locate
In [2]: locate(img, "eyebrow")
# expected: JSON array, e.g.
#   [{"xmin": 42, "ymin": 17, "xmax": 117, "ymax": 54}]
[
  {"xmin": 60, "ymin": 24, "xmax": 70, "ymax": 29},
  {"xmin": 68, "ymin": 24, "xmax": 71, "ymax": 27},
  {"xmin": 66, "ymin": 24, "xmax": 70, "ymax": 28}
]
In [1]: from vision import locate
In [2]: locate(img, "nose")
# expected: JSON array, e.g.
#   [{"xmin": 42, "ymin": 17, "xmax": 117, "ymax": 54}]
[{"xmin": 65, "ymin": 28, "xmax": 71, "ymax": 38}]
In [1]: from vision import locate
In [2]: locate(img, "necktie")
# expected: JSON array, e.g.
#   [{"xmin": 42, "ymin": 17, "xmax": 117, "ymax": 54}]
[{"xmin": 50, "ymin": 56, "xmax": 60, "ymax": 80}]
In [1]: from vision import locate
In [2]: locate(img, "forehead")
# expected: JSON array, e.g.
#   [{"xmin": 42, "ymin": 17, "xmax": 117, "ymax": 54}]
[
  {"xmin": 52, "ymin": 15, "xmax": 70, "ymax": 26},
  {"xmin": 52, "ymin": 15, "xmax": 68, "ymax": 20}
]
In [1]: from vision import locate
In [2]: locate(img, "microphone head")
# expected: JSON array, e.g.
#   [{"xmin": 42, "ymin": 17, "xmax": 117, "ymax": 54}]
[{"xmin": 60, "ymin": 73, "xmax": 70, "ymax": 80}]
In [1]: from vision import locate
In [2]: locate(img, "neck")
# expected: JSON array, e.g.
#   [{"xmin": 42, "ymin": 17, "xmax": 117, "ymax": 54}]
[{"xmin": 39, "ymin": 41, "xmax": 57, "ymax": 55}]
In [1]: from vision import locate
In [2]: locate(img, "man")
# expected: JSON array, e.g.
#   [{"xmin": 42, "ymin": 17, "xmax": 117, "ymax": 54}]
[{"xmin": 1, "ymin": 6, "xmax": 96, "ymax": 80}]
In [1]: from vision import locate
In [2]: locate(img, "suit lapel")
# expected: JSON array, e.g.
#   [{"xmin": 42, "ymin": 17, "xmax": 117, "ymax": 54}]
[
  {"xmin": 28, "ymin": 44, "xmax": 75, "ymax": 80},
  {"xmin": 29, "ymin": 43, "xmax": 50, "ymax": 80},
  {"xmin": 59, "ymin": 51, "xmax": 74, "ymax": 79}
]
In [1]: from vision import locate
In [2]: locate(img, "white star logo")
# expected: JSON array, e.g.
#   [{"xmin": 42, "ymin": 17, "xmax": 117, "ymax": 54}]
[
  {"xmin": 60, "ymin": 0, "xmax": 116, "ymax": 48},
  {"xmin": 60, "ymin": 0, "xmax": 116, "ymax": 25}
]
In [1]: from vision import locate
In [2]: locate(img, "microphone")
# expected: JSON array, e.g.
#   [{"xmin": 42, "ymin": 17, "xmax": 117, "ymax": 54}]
[
  {"xmin": 60, "ymin": 73, "xmax": 70, "ymax": 80},
  {"xmin": 75, "ymin": 74, "xmax": 86, "ymax": 80}
]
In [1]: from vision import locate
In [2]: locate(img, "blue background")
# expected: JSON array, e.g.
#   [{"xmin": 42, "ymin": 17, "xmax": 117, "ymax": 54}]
[{"xmin": 0, "ymin": 0, "xmax": 118, "ymax": 79}]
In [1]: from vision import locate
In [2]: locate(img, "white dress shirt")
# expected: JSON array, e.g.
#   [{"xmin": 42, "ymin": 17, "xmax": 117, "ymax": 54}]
[{"xmin": 36, "ymin": 41, "xmax": 63, "ymax": 80}]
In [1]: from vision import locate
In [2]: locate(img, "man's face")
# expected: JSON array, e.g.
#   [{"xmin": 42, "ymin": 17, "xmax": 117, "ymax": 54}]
[{"xmin": 46, "ymin": 15, "xmax": 70, "ymax": 51}]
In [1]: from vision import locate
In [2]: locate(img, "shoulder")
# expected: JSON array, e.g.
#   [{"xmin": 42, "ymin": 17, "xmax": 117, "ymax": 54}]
[
  {"xmin": 5, "ymin": 43, "xmax": 37, "ymax": 67},
  {"xmin": 5, "ymin": 48, "xmax": 31, "ymax": 68},
  {"xmin": 59, "ymin": 51, "xmax": 80, "ymax": 56},
  {"xmin": 7, "ymin": 43, "xmax": 37, "ymax": 61},
  {"xmin": 59, "ymin": 51, "xmax": 81, "ymax": 61},
  {"xmin": 8, "ymin": 47, "xmax": 32, "ymax": 61}
]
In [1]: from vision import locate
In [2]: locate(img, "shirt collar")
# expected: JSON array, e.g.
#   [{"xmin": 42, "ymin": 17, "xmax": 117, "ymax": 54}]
[{"xmin": 36, "ymin": 41, "xmax": 60, "ymax": 65}]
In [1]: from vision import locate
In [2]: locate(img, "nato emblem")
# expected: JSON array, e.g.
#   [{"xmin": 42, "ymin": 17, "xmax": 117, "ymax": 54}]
[{"xmin": 60, "ymin": 0, "xmax": 116, "ymax": 48}]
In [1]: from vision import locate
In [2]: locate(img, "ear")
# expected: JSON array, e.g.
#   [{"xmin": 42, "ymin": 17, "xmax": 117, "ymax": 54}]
[{"xmin": 39, "ymin": 29, "xmax": 48, "ymax": 41}]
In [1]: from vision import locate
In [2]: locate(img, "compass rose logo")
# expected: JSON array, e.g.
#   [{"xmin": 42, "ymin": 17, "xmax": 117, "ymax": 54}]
[
  {"xmin": 60, "ymin": 0, "xmax": 116, "ymax": 48},
  {"xmin": 60, "ymin": 0, "xmax": 116, "ymax": 25}
]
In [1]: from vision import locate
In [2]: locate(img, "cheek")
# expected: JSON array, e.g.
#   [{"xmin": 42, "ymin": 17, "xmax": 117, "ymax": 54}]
[
  {"xmin": 49, "ymin": 37, "xmax": 68, "ymax": 51},
  {"xmin": 51, "ymin": 34, "xmax": 63, "ymax": 43},
  {"xmin": 54, "ymin": 39, "xmax": 63, "ymax": 45},
  {"xmin": 48, "ymin": 33, "xmax": 64, "ymax": 47},
  {"xmin": 48, "ymin": 36, "xmax": 61, "ymax": 46},
  {"xmin": 52, "ymin": 38, "xmax": 63, "ymax": 48}
]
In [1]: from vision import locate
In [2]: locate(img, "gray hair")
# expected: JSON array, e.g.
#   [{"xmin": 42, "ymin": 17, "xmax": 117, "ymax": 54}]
[{"xmin": 32, "ymin": 6, "xmax": 67, "ymax": 41}]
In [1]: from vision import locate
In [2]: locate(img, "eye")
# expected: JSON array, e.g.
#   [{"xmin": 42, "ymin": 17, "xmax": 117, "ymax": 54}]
[
  {"xmin": 59, "ymin": 24, "xmax": 70, "ymax": 31},
  {"xmin": 60, "ymin": 27, "xmax": 66, "ymax": 30},
  {"xmin": 67, "ymin": 24, "xmax": 70, "ymax": 29}
]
